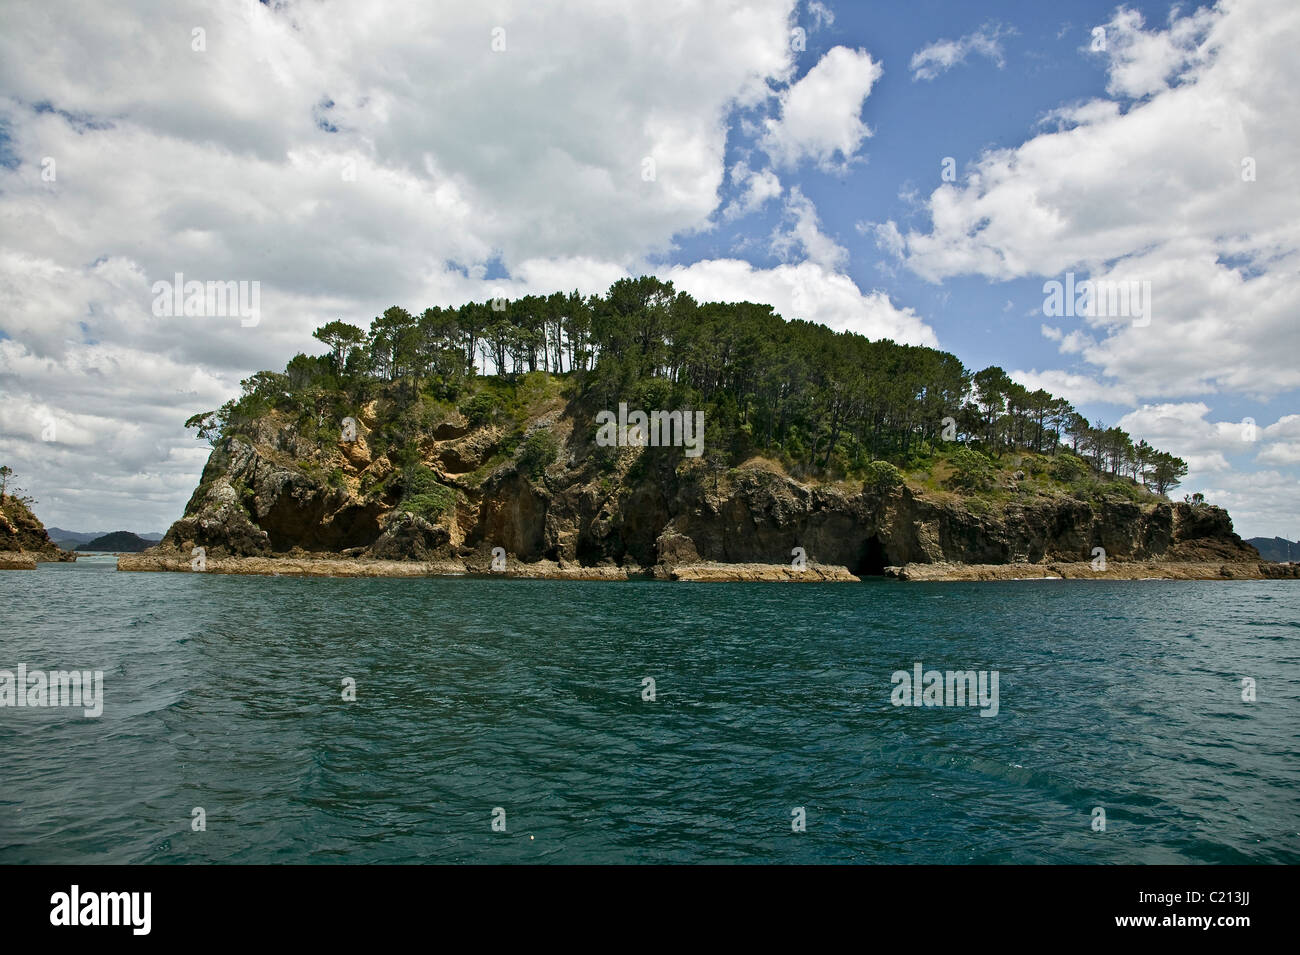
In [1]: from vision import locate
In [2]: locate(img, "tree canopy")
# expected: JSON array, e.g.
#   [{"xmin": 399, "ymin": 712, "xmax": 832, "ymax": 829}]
[{"xmin": 187, "ymin": 276, "xmax": 1187, "ymax": 495}]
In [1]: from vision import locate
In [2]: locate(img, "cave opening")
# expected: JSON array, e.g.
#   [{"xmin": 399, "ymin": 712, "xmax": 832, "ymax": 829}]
[{"xmin": 852, "ymin": 535, "xmax": 888, "ymax": 576}]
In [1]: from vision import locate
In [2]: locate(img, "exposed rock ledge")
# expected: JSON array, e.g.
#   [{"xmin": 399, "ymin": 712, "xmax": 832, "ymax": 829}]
[
  {"xmin": 115, "ymin": 552, "xmax": 855, "ymax": 581},
  {"xmin": 116, "ymin": 552, "xmax": 1296, "ymax": 582},
  {"xmin": 885, "ymin": 560, "xmax": 1300, "ymax": 581},
  {"xmin": 0, "ymin": 551, "xmax": 37, "ymax": 570}
]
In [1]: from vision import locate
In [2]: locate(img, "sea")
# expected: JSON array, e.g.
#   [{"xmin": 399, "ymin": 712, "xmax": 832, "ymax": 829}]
[{"xmin": 2, "ymin": 555, "xmax": 1297, "ymax": 864}]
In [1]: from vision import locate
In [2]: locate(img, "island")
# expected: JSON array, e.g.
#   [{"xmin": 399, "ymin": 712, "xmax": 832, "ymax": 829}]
[
  {"xmin": 0, "ymin": 476, "xmax": 77, "ymax": 568},
  {"xmin": 106, "ymin": 278, "xmax": 1293, "ymax": 582}
]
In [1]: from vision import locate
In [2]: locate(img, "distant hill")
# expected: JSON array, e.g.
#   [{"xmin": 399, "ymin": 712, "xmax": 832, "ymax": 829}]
[
  {"xmin": 1247, "ymin": 537, "xmax": 1300, "ymax": 562},
  {"xmin": 46, "ymin": 527, "xmax": 97, "ymax": 545},
  {"xmin": 77, "ymin": 531, "xmax": 152, "ymax": 552},
  {"xmin": 49, "ymin": 527, "xmax": 163, "ymax": 545}
]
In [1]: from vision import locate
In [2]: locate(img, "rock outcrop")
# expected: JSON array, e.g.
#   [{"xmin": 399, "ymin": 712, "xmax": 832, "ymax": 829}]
[
  {"xmin": 139, "ymin": 400, "xmax": 1273, "ymax": 580},
  {"xmin": 0, "ymin": 497, "xmax": 76, "ymax": 563}
]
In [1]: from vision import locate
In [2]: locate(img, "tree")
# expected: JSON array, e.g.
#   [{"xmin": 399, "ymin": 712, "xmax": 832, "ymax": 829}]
[
  {"xmin": 185, "ymin": 276, "xmax": 1190, "ymax": 504},
  {"xmin": 1063, "ymin": 412, "xmax": 1089, "ymax": 454},
  {"xmin": 312, "ymin": 320, "xmax": 366, "ymax": 371},
  {"xmin": 1132, "ymin": 439, "xmax": 1153, "ymax": 486},
  {"xmin": 971, "ymin": 366, "xmax": 1012, "ymax": 450},
  {"xmin": 367, "ymin": 307, "xmax": 416, "ymax": 382},
  {"xmin": 1026, "ymin": 388, "xmax": 1053, "ymax": 452},
  {"xmin": 1046, "ymin": 398, "xmax": 1074, "ymax": 454},
  {"xmin": 1081, "ymin": 422, "xmax": 1108, "ymax": 472},
  {"xmin": 1146, "ymin": 452, "xmax": 1189, "ymax": 496},
  {"xmin": 1104, "ymin": 426, "xmax": 1132, "ymax": 477},
  {"xmin": 184, "ymin": 411, "xmax": 226, "ymax": 446},
  {"xmin": 0, "ymin": 465, "xmax": 11, "ymax": 501}
]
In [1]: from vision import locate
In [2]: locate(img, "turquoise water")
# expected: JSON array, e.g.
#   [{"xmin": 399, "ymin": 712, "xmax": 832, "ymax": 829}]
[{"xmin": 2, "ymin": 556, "xmax": 1297, "ymax": 864}]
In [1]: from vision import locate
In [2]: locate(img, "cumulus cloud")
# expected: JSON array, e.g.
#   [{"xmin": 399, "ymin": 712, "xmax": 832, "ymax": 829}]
[
  {"xmin": 887, "ymin": 0, "xmax": 1300, "ymax": 403},
  {"xmin": 1110, "ymin": 402, "xmax": 1300, "ymax": 537},
  {"xmin": 721, "ymin": 160, "xmax": 783, "ymax": 220},
  {"xmin": 769, "ymin": 186, "xmax": 848, "ymax": 269},
  {"xmin": 1010, "ymin": 369, "xmax": 1136, "ymax": 407},
  {"xmin": 663, "ymin": 258, "xmax": 938, "ymax": 346},
  {"xmin": 1193, "ymin": 469, "xmax": 1300, "ymax": 541},
  {"xmin": 1255, "ymin": 414, "xmax": 1300, "ymax": 466},
  {"xmin": 0, "ymin": 1, "xmax": 933, "ymax": 529},
  {"xmin": 1115, "ymin": 402, "xmax": 1255, "ymax": 473},
  {"xmin": 1092, "ymin": 6, "xmax": 1216, "ymax": 99},
  {"xmin": 910, "ymin": 23, "xmax": 1015, "ymax": 80},
  {"xmin": 806, "ymin": 1, "xmax": 835, "ymax": 32},
  {"xmin": 761, "ymin": 45, "xmax": 883, "ymax": 171}
]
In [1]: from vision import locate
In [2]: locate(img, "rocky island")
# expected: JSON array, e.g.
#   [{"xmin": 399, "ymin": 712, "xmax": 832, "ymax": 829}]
[
  {"xmin": 0, "ymin": 481, "xmax": 77, "ymax": 569},
  {"xmin": 117, "ymin": 278, "xmax": 1294, "ymax": 583}
]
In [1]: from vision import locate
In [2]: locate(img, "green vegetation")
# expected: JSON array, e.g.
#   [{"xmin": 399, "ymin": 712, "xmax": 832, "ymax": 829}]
[
  {"xmin": 518, "ymin": 429, "xmax": 560, "ymax": 478},
  {"xmin": 948, "ymin": 447, "xmax": 996, "ymax": 492},
  {"xmin": 0, "ymin": 464, "xmax": 36, "ymax": 507},
  {"xmin": 863, "ymin": 460, "xmax": 904, "ymax": 492},
  {"xmin": 400, "ymin": 464, "xmax": 459, "ymax": 519},
  {"xmin": 76, "ymin": 531, "xmax": 150, "ymax": 552},
  {"xmin": 183, "ymin": 276, "xmax": 1188, "ymax": 499}
]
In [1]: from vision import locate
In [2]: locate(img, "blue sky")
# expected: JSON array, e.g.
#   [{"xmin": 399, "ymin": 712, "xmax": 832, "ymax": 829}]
[{"xmin": 0, "ymin": 0, "xmax": 1297, "ymax": 537}]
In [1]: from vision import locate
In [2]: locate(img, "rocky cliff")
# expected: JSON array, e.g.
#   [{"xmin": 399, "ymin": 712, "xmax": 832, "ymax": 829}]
[
  {"xmin": 143, "ymin": 396, "xmax": 1264, "ymax": 578},
  {"xmin": 0, "ymin": 497, "xmax": 76, "ymax": 562}
]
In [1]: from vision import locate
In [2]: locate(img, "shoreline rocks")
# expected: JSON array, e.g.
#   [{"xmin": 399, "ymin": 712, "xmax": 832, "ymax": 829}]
[
  {"xmin": 115, "ymin": 552, "xmax": 1299, "ymax": 582},
  {"xmin": 0, "ymin": 498, "xmax": 77, "ymax": 565},
  {"xmin": 884, "ymin": 560, "xmax": 1300, "ymax": 581}
]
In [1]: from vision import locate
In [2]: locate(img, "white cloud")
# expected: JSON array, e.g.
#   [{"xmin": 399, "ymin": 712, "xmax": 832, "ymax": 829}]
[
  {"xmin": 1010, "ymin": 369, "xmax": 1136, "ymax": 406},
  {"xmin": 861, "ymin": 219, "xmax": 904, "ymax": 258},
  {"xmin": 1109, "ymin": 402, "xmax": 1300, "ymax": 537},
  {"xmin": 1116, "ymin": 402, "xmax": 1246, "ymax": 473},
  {"xmin": 722, "ymin": 160, "xmax": 783, "ymax": 220},
  {"xmin": 1093, "ymin": 7, "xmax": 1216, "ymax": 99},
  {"xmin": 1195, "ymin": 469, "xmax": 1300, "ymax": 541},
  {"xmin": 761, "ymin": 45, "xmax": 883, "ymax": 171},
  {"xmin": 888, "ymin": 0, "xmax": 1300, "ymax": 402},
  {"xmin": 1255, "ymin": 414, "xmax": 1300, "ymax": 466},
  {"xmin": 0, "ymin": 0, "xmax": 827, "ymax": 528},
  {"xmin": 910, "ymin": 23, "xmax": 1015, "ymax": 81},
  {"xmin": 806, "ymin": 1, "xmax": 835, "ymax": 32},
  {"xmin": 663, "ymin": 258, "xmax": 938, "ymax": 347},
  {"xmin": 770, "ymin": 186, "xmax": 848, "ymax": 269}
]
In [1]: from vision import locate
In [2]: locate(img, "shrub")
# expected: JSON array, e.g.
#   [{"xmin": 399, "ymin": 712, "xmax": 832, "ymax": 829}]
[
  {"xmin": 400, "ymin": 464, "xmax": 458, "ymax": 519},
  {"xmin": 1050, "ymin": 453, "xmax": 1089, "ymax": 484},
  {"xmin": 518, "ymin": 429, "xmax": 560, "ymax": 478},
  {"xmin": 461, "ymin": 392, "xmax": 499, "ymax": 427},
  {"xmin": 404, "ymin": 487, "xmax": 458, "ymax": 520},
  {"xmin": 947, "ymin": 447, "xmax": 995, "ymax": 491},
  {"xmin": 863, "ymin": 460, "xmax": 904, "ymax": 492},
  {"xmin": 404, "ymin": 464, "xmax": 443, "ymax": 496}
]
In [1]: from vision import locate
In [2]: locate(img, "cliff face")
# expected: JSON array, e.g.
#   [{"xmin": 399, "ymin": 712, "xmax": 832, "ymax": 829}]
[
  {"xmin": 653, "ymin": 471, "xmax": 1257, "ymax": 570},
  {"xmin": 153, "ymin": 400, "xmax": 1260, "ymax": 574},
  {"xmin": 0, "ymin": 497, "xmax": 76, "ymax": 561}
]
